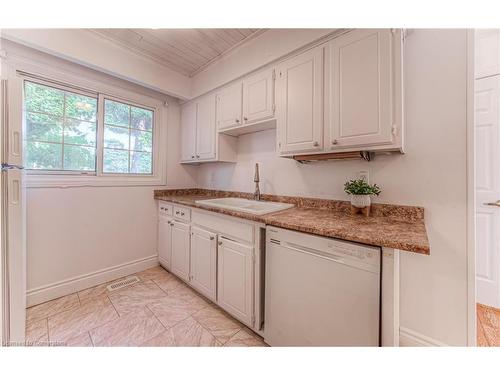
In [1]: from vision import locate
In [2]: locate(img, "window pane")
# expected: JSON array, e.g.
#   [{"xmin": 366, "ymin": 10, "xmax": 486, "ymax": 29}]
[
  {"xmin": 26, "ymin": 141, "xmax": 62, "ymax": 170},
  {"xmin": 104, "ymin": 100, "xmax": 130, "ymax": 127},
  {"xmin": 63, "ymin": 145, "xmax": 96, "ymax": 171},
  {"xmin": 130, "ymin": 151, "xmax": 152, "ymax": 174},
  {"xmin": 103, "ymin": 149, "xmax": 129, "ymax": 173},
  {"xmin": 25, "ymin": 113, "xmax": 63, "ymax": 142},
  {"xmin": 104, "ymin": 125, "xmax": 129, "ymax": 149},
  {"xmin": 64, "ymin": 119, "xmax": 97, "ymax": 146},
  {"xmin": 24, "ymin": 82, "xmax": 64, "ymax": 116},
  {"xmin": 65, "ymin": 93, "xmax": 97, "ymax": 122},
  {"xmin": 131, "ymin": 107, "xmax": 153, "ymax": 131},
  {"xmin": 130, "ymin": 129, "xmax": 152, "ymax": 152}
]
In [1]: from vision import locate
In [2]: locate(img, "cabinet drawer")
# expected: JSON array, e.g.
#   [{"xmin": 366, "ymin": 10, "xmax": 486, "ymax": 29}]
[
  {"xmin": 158, "ymin": 202, "xmax": 173, "ymax": 217},
  {"xmin": 173, "ymin": 205, "xmax": 191, "ymax": 221},
  {"xmin": 192, "ymin": 210, "xmax": 254, "ymax": 244}
]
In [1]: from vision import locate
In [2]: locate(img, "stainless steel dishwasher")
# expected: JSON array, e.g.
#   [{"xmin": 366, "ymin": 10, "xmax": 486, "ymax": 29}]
[{"xmin": 264, "ymin": 226, "xmax": 381, "ymax": 346}]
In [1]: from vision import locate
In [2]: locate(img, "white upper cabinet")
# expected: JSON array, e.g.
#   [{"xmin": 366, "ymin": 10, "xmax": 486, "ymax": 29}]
[
  {"xmin": 276, "ymin": 46, "xmax": 324, "ymax": 155},
  {"xmin": 195, "ymin": 94, "xmax": 216, "ymax": 161},
  {"xmin": 242, "ymin": 67, "xmax": 275, "ymax": 124},
  {"xmin": 325, "ymin": 29, "xmax": 403, "ymax": 151},
  {"xmin": 216, "ymin": 82, "xmax": 243, "ymax": 130},
  {"xmin": 180, "ymin": 102, "xmax": 197, "ymax": 162},
  {"xmin": 190, "ymin": 226, "xmax": 217, "ymax": 302}
]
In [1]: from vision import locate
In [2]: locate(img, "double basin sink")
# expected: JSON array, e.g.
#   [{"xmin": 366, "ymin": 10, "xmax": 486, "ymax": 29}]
[{"xmin": 195, "ymin": 197, "xmax": 294, "ymax": 215}]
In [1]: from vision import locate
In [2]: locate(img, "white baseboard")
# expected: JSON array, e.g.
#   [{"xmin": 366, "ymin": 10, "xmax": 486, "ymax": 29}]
[
  {"xmin": 27, "ymin": 255, "xmax": 159, "ymax": 307},
  {"xmin": 399, "ymin": 327, "xmax": 448, "ymax": 347}
]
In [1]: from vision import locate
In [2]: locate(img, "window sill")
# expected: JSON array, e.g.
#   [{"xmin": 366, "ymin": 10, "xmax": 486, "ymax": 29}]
[{"xmin": 25, "ymin": 173, "xmax": 165, "ymax": 188}]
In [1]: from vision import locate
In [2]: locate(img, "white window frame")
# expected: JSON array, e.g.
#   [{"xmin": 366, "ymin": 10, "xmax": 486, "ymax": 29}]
[
  {"xmin": 98, "ymin": 95, "xmax": 156, "ymax": 177},
  {"xmin": 16, "ymin": 69, "xmax": 167, "ymax": 188}
]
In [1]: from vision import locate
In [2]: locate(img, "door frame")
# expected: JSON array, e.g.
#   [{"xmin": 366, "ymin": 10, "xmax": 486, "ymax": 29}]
[{"xmin": 466, "ymin": 28, "xmax": 477, "ymax": 347}]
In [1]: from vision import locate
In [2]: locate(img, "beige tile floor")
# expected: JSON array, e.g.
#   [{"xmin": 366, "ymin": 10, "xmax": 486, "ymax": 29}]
[{"xmin": 25, "ymin": 266, "xmax": 267, "ymax": 347}]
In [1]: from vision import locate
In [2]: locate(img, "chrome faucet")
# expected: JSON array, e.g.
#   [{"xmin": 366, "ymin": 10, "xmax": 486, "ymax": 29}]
[{"xmin": 253, "ymin": 163, "xmax": 261, "ymax": 201}]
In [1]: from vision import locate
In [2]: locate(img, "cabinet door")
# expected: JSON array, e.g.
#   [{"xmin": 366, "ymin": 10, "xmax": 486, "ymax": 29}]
[
  {"xmin": 196, "ymin": 94, "xmax": 217, "ymax": 161},
  {"xmin": 190, "ymin": 226, "xmax": 217, "ymax": 301},
  {"xmin": 326, "ymin": 29, "xmax": 397, "ymax": 150},
  {"xmin": 158, "ymin": 216, "xmax": 172, "ymax": 269},
  {"xmin": 242, "ymin": 68, "xmax": 275, "ymax": 124},
  {"xmin": 181, "ymin": 102, "xmax": 197, "ymax": 162},
  {"xmin": 216, "ymin": 82, "xmax": 242, "ymax": 130},
  {"xmin": 217, "ymin": 237, "xmax": 253, "ymax": 326},
  {"xmin": 171, "ymin": 220, "xmax": 190, "ymax": 282},
  {"xmin": 276, "ymin": 46, "xmax": 324, "ymax": 155}
]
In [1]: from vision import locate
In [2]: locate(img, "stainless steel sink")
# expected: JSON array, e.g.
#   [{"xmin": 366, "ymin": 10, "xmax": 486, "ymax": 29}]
[{"xmin": 195, "ymin": 197, "xmax": 294, "ymax": 215}]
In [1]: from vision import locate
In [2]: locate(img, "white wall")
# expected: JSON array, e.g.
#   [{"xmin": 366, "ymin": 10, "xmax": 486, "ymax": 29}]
[
  {"xmin": 197, "ymin": 29, "xmax": 469, "ymax": 346},
  {"xmin": 0, "ymin": 41, "xmax": 198, "ymax": 304}
]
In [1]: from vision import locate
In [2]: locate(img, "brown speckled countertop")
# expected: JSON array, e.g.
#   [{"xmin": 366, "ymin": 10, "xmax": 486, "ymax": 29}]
[{"xmin": 154, "ymin": 189, "xmax": 430, "ymax": 255}]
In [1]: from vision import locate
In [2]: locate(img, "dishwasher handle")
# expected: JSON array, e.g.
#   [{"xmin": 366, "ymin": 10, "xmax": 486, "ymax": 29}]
[{"xmin": 280, "ymin": 241, "xmax": 346, "ymax": 265}]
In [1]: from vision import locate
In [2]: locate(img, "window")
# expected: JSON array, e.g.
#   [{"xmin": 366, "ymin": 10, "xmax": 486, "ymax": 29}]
[
  {"xmin": 24, "ymin": 81, "xmax": 98, "ymax": 172},
  {"xmin": 103, "ymin": 99, "xmax": 153, "ymax": 174},
  {"xmin": 23, "ymin": 80, "xmax": 155, "ymax": 177}
]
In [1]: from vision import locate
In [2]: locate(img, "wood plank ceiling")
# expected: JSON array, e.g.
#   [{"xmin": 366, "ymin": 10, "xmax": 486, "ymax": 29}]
[{"xmin": 90, "ymin": 29, "xmax": 262, "ymax": 77}]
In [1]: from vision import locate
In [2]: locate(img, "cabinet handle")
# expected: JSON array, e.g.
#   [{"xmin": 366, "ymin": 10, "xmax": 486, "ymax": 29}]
[
  {"xmin": 191, "ymin": 155, "xmax": 195, "ymax": 159},
  {"xmin": 332, "ymin": 139, "xmax": 338, "ymax": 145},
  {"xmin": 196, "ymin": 155, "xmax": 200, "ymax": 158},
  {"xmin": 313, "ymin": 141, "xmax": 319, "ymax": 147},
  {"xmin": 181, "ymin": 212, "xmax": 185, "ymax": 216},
  {"xmin": 210, "ymin": 236, "xmax": 215, "ymax": 240},
  {"xmin": 169, "ymin": 222, "xmax": 174, "ymax": 226},
  {"xmin": 235, "ymin": 118, "xmax": 240, "ymax": 123},
  {"xmin": 243, "ymin": 116, "xmax": 248, "ymax": 121},
  {"xmin": 218, "ymin": 241, "xmax": 223, "ymax": 246}
]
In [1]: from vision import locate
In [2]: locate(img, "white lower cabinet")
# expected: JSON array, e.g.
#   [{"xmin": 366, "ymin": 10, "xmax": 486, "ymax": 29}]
[
  {"xmin": 217, "ymin": 237, "xmax": 254, "ymax": 327},
  {"xmin": 171, "ymin": 220, "xmax": 191, "ymax": 282},
  {"xmin": 158, "ymin": 216, "xmax": 172, "ymax": 269},
  {"xmin": 190, "ymin": 226, "xmax": 217, "ymax": 301}
]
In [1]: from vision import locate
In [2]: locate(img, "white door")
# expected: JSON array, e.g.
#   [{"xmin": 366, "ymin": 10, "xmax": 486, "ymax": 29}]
[
  {"xmin": 475, "ymin": 29, "xmax": 500, "ymax": 79},
  {"xmin": 180, "ymin": 101, "xmax": 197, "ymax": 162},
  {"xmin": 190, "ymin": 226, "xmax": 217, "ymax": 301},
  {"xmin": 242, "ymin": 68, "xmax": 275, "ymax": 125},
  {"xmin": 216, "ymin": 82, "xmax": 242, "ymax": 130},
  {"xmin": 217, "ymin": 237, "xmax": 253, "ymax": 326},
  {"xmin": 158, "ymin": 216, "xmax": 172, "ymax": 270},
  {"xmin": 327, "ymin": 29, "xmax": 395, "ymax": 150},
  {"xmin": 196, "ymin": 94, "xmax": 216, "ymax": 161},
  {"xmin": 476, "ymin": 75, "xmax": 500, "ymax": 308},
  {"xmin": 276, "ymin": 46, "xmax": 324, "ymax": 155},
  {"xmin": 0, "ymin": 72, "xmax": 26, "ymax": 344},
  {"xmin": 171, "ymin": 220, "xmax": 190, "ymax": 282}
]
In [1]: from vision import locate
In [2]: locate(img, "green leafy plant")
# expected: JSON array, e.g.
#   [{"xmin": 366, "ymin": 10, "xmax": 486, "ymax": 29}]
[{"xmin": 344, "ymin": 179, "xmax": 381, "ymax": 196}]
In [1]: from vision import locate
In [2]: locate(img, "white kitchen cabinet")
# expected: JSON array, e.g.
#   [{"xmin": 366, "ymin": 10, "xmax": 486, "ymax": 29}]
[
  {"xmin": 195, "ymin": 94, "xmax": 216, "ymax": 160},
  {"xmin": 476, "ymin": 29, "xmax": 500, "ymax": 79},
  {"xmin": 325, "ymin": 29, "xmax": 403, "ymax": 151},
  {"xmin": 216, "ymin": 82, "xmax": 243, "ymax": 130},
  {"xmin": 158, "ymin": 216, "xmax": 172, "ymax": 269},
  {"xmin": 171, "ymin": 220, "xmax": 191, "ymax": 282},
  {"xmin": 180, "ymin": 101, "xmax": 197, "ymax": 162},
  {"xmin": 190, "ymin": 226, "xmax": 217, "ymax": 301},
  {"xmin": 242, "ymin": 67, "xmax": 275, "ymax": 125},
  {"xmin": 217, "ymin": 237, "xmax": 253, "ymax": 326},
  {"xmin": 276, "ymin": 46, "xmax": 324, "ymax": 155}
]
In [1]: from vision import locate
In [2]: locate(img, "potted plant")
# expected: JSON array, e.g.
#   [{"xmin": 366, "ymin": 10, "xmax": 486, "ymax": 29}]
[{"xmin": 344, "ymin": 179, "xmax": 381, "ymax": 216}]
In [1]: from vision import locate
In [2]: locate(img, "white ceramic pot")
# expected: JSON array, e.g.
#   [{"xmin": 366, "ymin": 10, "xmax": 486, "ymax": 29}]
[{"xmin": 350, "ymin": 194, "xmax": 371, "ymax": 208}]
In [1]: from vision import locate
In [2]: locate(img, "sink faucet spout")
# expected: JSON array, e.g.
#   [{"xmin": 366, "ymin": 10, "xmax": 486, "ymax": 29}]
[{"xmin": 254, "ymin": 163, "xmax": 261, "ymax": 201}]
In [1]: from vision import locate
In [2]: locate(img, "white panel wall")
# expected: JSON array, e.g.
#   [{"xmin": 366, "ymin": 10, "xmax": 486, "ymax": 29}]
[{"xmin": 196, "ymin": 29, "xmax": 468, "ymax": 346}]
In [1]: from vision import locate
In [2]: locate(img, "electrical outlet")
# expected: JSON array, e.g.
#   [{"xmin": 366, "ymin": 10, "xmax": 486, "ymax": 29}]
[{"xmin": 358, "ymin": 171, "xmax": 369, "ymax": 183}]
